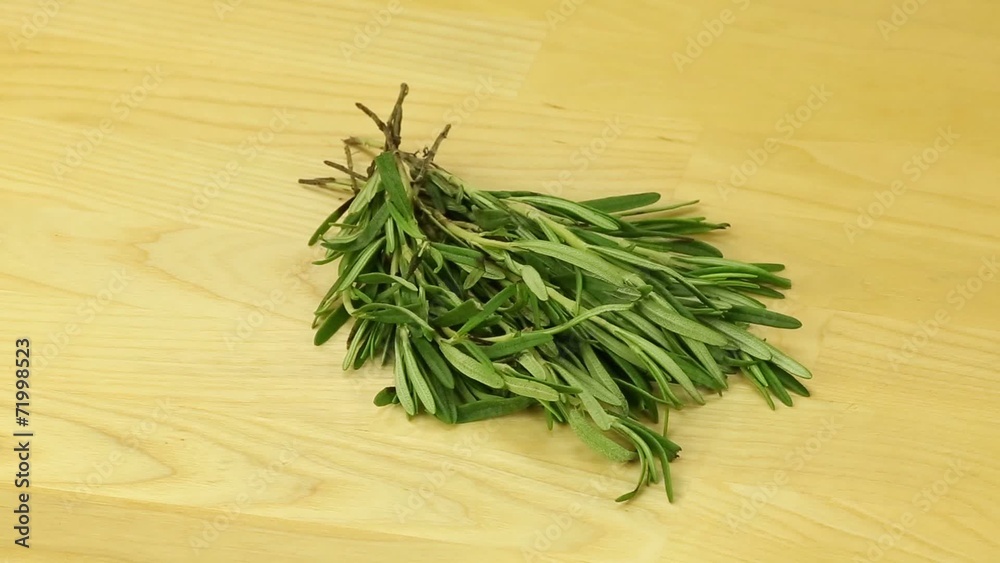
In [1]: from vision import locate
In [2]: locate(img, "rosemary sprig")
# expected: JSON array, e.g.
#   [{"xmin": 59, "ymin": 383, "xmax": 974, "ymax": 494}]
[{"xmin": 302, "ymin": 84, "xmax": 813, "ymax": 503}]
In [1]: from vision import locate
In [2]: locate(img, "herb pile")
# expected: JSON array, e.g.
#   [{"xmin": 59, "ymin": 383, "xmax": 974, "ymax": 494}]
[{"xmin": 302, "ymin": 84, "xmax": 812, "ymax": 502}]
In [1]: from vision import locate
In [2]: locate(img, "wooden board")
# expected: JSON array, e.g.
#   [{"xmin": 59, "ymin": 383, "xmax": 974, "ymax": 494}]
[{"xmin": 0, "ymin": 0, "xmax": 997, "ymax": 561}]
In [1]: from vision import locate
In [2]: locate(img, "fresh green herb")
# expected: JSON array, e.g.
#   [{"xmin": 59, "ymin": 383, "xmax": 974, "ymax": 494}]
[{"xmin": 303, "ymin": 84, "xmax": 813, "ymax": 503}]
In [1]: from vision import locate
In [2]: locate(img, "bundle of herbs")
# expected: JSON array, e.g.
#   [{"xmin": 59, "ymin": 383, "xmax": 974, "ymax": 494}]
[{"xmin": 302, "ymin": 84, "xmax": 812, "ymax": 502}]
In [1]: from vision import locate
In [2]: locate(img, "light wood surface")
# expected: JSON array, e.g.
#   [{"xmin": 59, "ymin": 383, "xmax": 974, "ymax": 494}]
[{"xmin": 1, "ymin": 0, "xmax": 998, "ymax": 561}]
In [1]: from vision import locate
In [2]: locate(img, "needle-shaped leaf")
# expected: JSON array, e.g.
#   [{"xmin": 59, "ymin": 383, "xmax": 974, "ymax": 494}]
[
  {"xmin": 355, "ymin": 272, "xmax": 419, "ymax": 292},
  {"xmin": 724, "ymin": 306, "xmax": 802, "ymax": 329},
  {"xmin": 309, "ymin": 196, "xmax": 356, "ymax": 246},
  {"xmin": 482, "ymin": 332, "xmax": 554, "ymax": 359},
  {"xmin": 567, "ymin": 409, "xmax": 637, "ymax": 462},
  {"xmin": 313, "ymin": 303, "xmax": 350, "ymax": 346},
  {"xmin": 512, "ymin": 195, "xmax": 621, "ymax": 230},
  {"xmin": 398, "ymin": 328, "xmax": 436, "ymax": 414},
  {"xmin": 579, "ymin": 342, "xmax": 629, "ymax": 408},
  {"xmin": 511, "ymin": 240, "xmax": 632, "ymax": 287},
  {"xmin": 638, "ymin": 298, "xmax": 729, "ymax": 346},
  {"xmin": 765, "ymin": 342, "xmax": 813, "ymax": 379},
  {"xmin": 501, "ymin": 372, "xmax": 560, "ymax": 402},
  {"xmin": 758, "ymin": 361, "xmax": 793, "ymax": 407},
  {"xmin": 579, "ymin": 192, "xmax": 661, "ymax": 214},
  {"xmin": 553, "ymin": 361, "xmax": 625, "ymax": 408},
  {"xmin": 455, "ymin": 283, "xmax": 518, "ymax": 336},
  {"xmin": 432, "ymin": 299, "xmax": 482, "ymax": 328},
  {"xmin": 439, "ymin": 341, "xmax": 504, "ymax": 388},
  {"xmin": 373, "ymin": 386, "xmax": 398, "ymax": 407},
  {"xmin": 769, "ymin": 362, "xmax": 811, "ymax": 396},
  {"xmin": 704, "ymin": 318, "xmax": 773, "ymax": 360},
  {"xmin": 519, "ymin": 264, "xmax": 549, "ymax": 301},
  {"xmin": 411, "ymin": 337, "xmax": 455, "ymax": 389},
  {"xmin": 455, "ymin": 396, "xmax": 534, "ymax": 423},
  {"xmin": 393, "ymin": 335, "xmax": 417, "ymax": 415}
]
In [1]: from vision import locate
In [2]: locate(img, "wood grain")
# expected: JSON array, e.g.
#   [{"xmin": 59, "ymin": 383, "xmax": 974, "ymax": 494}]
[{"xmin": 1, "ymin": 0, "xmax": 998, "ymax": 561}]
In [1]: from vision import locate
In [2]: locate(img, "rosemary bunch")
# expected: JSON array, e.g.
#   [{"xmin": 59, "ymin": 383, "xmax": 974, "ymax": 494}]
[{"xmin": 302, "ymin": 84, "xmax": 812, "ymax": 502}]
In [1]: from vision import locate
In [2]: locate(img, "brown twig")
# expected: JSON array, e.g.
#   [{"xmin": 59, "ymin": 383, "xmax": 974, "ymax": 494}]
[{"xmin": 324, "ymin": 160, "xmax": 368, "ymax": 181}]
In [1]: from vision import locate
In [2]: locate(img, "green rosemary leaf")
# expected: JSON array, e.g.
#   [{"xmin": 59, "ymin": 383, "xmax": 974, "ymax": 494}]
[
  {"xmin": 677, "ymin": 257, "xmax": 792, "ymax": 289},
  {"xmin": 519, "ymin": 264, "xmax": 549, "ymax": 301},
  {"xmin": 637, "ymin": 298, "xmax": 729, "ymax": 346},
  {"xmin": 373, "ymin": 386, "xmax": 398, "ymax": 407},
  {"xmin": 680, "ymin": 337, "xmax": 728, "ymax": 389},
  {"xmin": 769, "ymin": 362, "xmax": 811, "ymax": 396},
  {"xmin": 462, "ymin": 267, "xmax": 484, "ymax": 290},
  {"xmin": 567, "ymin": 409, "xmax": 637, "ymax": 462},
  {"xmin": 355, "ymin": 272, "xmax": 419, "ymax": 292},
  {"xmin": 432, "ymin": 299, "xmax": 482, "ymax": 328},
  {"xmin": 580, "ymin": 342, "xmax": 629, "ymax": 407},
  {"xmin": 580, "ymin": 192, "xmax": 661, "ymax": 214},
  {"xmin": 309, "ymin": 196, "xmax": 356, "ymax": 246},
  {"xmin": 428, "ymin": 374, "xmax": 458, "ymax": 424},
  {"xmin": 512, "ymin": 195, "xmax": 621, "ymax": 230},
  {"xmin": 751, "ymin": 263, "xmax": 786, "ymax": 273},
  {"xmin": 577, "ymin": 389, "xmax": 614, "ymax": 431},
  {"xmin": 501, "ymin": 372, "xmax": 561, "ymax": 402},
  {"xmin": 552, "ymin": 361, "xmax": 625, "ymax": 408},
  {"xmin": 666, "ymin": 239, "xmax": 724, "ymax": 258},
  {"xmin": 538, "ymin": 303, "xmax": 634, "ymax": 337},
  {"xmin": 516, "ymin": 351, "xmax": 551, "ymax": 381},
  {"xmin": 617, "ymin": 199, "xmax": 699, "ymax": 217},
  {"xmin": 354, "ymin": 303, "xmax": 433, "ymax": 334},
  {"xmin": 313, "ymin": 303, "xmax": 350, "ymax": 346},
  {"xmin": 765, "ymin": 342, "xmax": 813, "ymax": 379},
  {"xmin": 482, "ymin": 332, "xmax": 554, "ymax": 359},
  {"xmin": 615, "ymin": 329, "xmax": 704, "ymax": 405},
  {"xmin": 393, "ymin": 335, "xmax": 417, "ymax": 416},
  {"xmin": 374, "ymin": 152, "xmax": 413, "ymax": 214},
  {"xmin": 612, "ymin": 424, "xmax": 654, "ymax": 502},
  {"xmin": 704, "ymin": 318, "xmax": 773, "ymax": 360},
  {"xmin": 758, "ymin": 361, "xmax": 793, "ymax": 407},
  {"xmin": 439, "ymin": 341, "xmax": 504, "ymax": 388},
  {"xmin": 328, "ymin": 237, "xmax": 385, "ymax": 295},
  {"xmin": 399, "ymin": 328, "xmax": 436, "ymax": 414},
  {"xmin": 455, "ymin": 283, "xmax": 518, "ymax": 336},
  {"xmin": 741, "ymin": 364, "xmax": 775, "ymax": 410},
  {"xmin": 412, "ymin": 337, "xmax": 455, "ymax": 389},
  {"xmin": 455, "ymin": 396, "xmax": 534, "ymax": 423},
  {"xmin": 511, "ymin": 240, "xmax": 632, "ymax": 287},
  {"xmin": 724, "ymin": 306, "xmax": 802, "ymax": 329}
]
